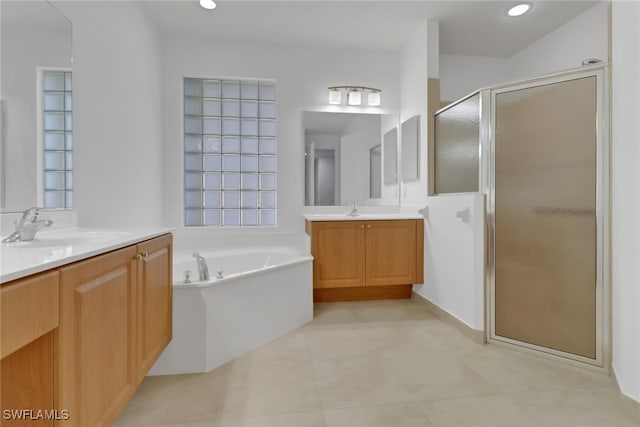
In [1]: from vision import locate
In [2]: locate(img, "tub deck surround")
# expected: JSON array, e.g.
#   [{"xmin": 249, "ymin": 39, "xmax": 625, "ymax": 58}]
[
  {"xmin": 149, "ymin": 246, "xmax": 313, "ymax": 376},
  {"xmin": 0, "ymin": 227, "xmax": 174, "ymax": 283}
]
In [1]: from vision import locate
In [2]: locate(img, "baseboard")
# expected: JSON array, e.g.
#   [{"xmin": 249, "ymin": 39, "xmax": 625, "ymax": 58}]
[
  {"xmin": 612, "ymin": 366, "xmax": 640, "ymax": 423},
  {"xmin": 411, "ymin": 292, "xmax": 485, "ymax": 344}
]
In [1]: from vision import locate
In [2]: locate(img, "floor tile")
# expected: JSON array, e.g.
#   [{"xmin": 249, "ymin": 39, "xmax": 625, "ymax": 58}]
[
  {"xmin": 218, "ymin": 410, "xmax": 326, "ymax": 427},
  {"xmin": 323, "ymin": 403, "xmax": 432, "ymax": 427},
  {"xmin": 420, "ymin": 395, "xmax": 536, "ymax": 427}
]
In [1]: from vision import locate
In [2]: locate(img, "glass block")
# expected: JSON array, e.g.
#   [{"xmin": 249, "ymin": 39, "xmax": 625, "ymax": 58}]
[
  {"xmin": 65, "ymin": 93, "xmax": 72, "ymax": 111},
  {"xmin": 204, "ymin": 209, "xmax": 221, "ymax": 226},
  {"xmin": 222, "ymin": 100, "xmax": 240, "ymax": 117},
  {"xmin": 222, "ymin": 81, "xmax": 240, "ymax": 98},
  {"xmin": 45, "ymin": 172, "xmax": 65, "ymax": 190},
  {"xmin": 65, "ymin": 191, "xmax": 72, "ymax": 209},
  {"xmin": 260, "ymin": 209, "xmax": 276, "ymax": 226},
  {"xmin": 44, "ymin": 190, "xmax": 64, "ymax": 209},
  {"xmin": 223, "ymin": 172, "xmax": 241, "ymax": 189},
  {"xmin": 260, "ymin": 191, "xmax": 276, "ymax": 209},
  {"xmin": 241, "ymin": 155, "xmax": 258, "ymax": 172},
  {"xmin": 241, "ymin": 119, "xmax": 258, "ymax": 136},
  {"xmin": 259, "ymin": 137, "xmax": 276, "ymax": 154},
  {"xmin": 65, "ymin": 113, "xmax": 73, "ymax": 131},
  {"xmin": 66, "ymin": 172, "xmax": 73, "ymax": 189},
  {"xmin": 222, "ymin": 118, "xmax": 240, "ymax": 135},
  {"xmin": 241, "ymin": 81, "xmax": 258, "ymax": 99},
  {"xmin": 44, "ymin": 152, "xmax": 65, "ymax": 170},
  {"xmin": 185, "ymin": 191, "xmax": 202, "ymax": 208},
  {"xmin": 223, "ymin": 191, "xmax": 240, "ymax": 208},
  {"xmin": 241, "ymin": 191, "xmax": 258, "ymax": 208},
  {"xmin": 259, "ymin": 82, "xmax": 276, "ymax": 101},
  {"xmin": 259, "ymin": 156, "xmax": 276, "ymax": 172},
  {"xmin": 203, "ymin": 99, "xmax": 221, "ymax": 116},
  {"xmin": 222, "ymin": 154, "xmax": 240, "ymax": 171},
  {"xmin": 242, "ymin": 209, "xmax": 258, "ymax": 226},
  {"xmin": 204, "ymin": 191, "xmax": 221, "ymax": 208},
  {"xmin": 184, "ymin": 79, "xmax": 202, "ymax": 97},
  {"xmin": 223, "ymin": 209, "xmax": 241, "ymax": 226},
  {"xmin": 241, "ymin": 137, "xmax": 259, "ymax": 153},
  {"xmin": 260, "ymin": 173, "xmax": 276, "ymax": 190},
  {"xmin": 44, "ymin": 112, "xmax": 65, "ymax": 131},
  {"xmin": 65, "ymin": 132, "xmax": 73, "ymax": 150},
  {"xmin": 203, "ymin": 80, "xmax": 221, "ymax": 98},
  {"xmin": 184, "ymin": 116, "xmax": 202, "ymax": 134},
  {"xmin": 65, "ymin": 152, "xmax": 73, "ymax": 170},
  {"xmin": 185, "ymin": 209, "xmax": 203, "ymax": 226},
  {"xmin": 259, "ymin": 120, "xmax": 276, "ymax": 137},
  {"xmin": 241, "ymin": 173, "xmax": 259, "ymax": 190},
  {"xmin": 185, "ymin": 172, "xmax": 203, "ymax": 190},
  {"xmin": 45, "ymin": 93, "xmax": 65, "ymax": 111},
  {"xmin": 203, "ymin": 136, "xmax": 221, "ymax": 153},
  {"xmin": 184, "ymin": 154, "xmax": 202, "ymax": 171},
  {"xmin": 259, "ymin": 102, "xmax": 276, "ymax": 119},
  {"xmin": 204, "ymin": 172, "xmax": 221, "ymax": 189},
  {"xmin": 65, "ymin": 72, "xmax": 72, "ymax": 91},
  {"xmin": 44, "ymin": 132, "xmax": 65, "ymax": 150},
  {"xmin": 241, "ymin": 101, "xmax": 258, "ymax": 118},
  {"xmin": 44, "ymin": 72, "xmax": 65, "ymax": 91},
  {"xmin": 203, "ymin": 117, "xmax": 221, "ymax": 134},
  {"xmin": 203, "ymin": 154, "xmax": 221, "ymax": 171},
  {"xmin": 222, "ymin": 136, "xmax": 240, "ymax": 153},
  {"xmin": 184, "ymin": 97, "xmax": 202, "ymax": 116},
  {"xmin": 184, "ymin": 135, "xmax": 202, "ymax": 152}
]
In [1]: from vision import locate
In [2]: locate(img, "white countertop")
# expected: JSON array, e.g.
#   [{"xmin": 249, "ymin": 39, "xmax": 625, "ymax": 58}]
[
  {"xmin": 0, "ymin": 227, "xmax": 173, "ymax": 284},
  {"xmin": 304, "ymin": 213, "xmax": 423, "ymax": 221}
]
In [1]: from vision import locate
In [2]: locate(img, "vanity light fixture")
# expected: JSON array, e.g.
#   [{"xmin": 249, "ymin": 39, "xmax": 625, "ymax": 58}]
[
  {"xmin": 328, "ymin": 86, "xmax": 382, "ymax": 107},
  {"xmin": 506, "ymin": 3, "xmax": 532, "ymax": 17},
  {"xmin": 200, "ymin": 0, "xmax": 217, "ymax": 10}
]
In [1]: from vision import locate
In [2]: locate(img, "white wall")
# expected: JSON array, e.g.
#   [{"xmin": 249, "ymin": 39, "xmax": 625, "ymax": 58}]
[
  {"xmin": 54, "ymin": 1, "xmax": 164, "ymax": 227},
  {"xmin": 1, "ymin": 27, "xmax": 70, "ymax": 210},
  {"xmin": 611, "ymin": 0, "xmax": 640, "ymax": 403},
  {"xmin": 161, "ymin": 35, "xmax": 400, "ymax": 242},
  {"xmin": 439, "ymin": 54, "xmax": 510, "ymax": 102}
]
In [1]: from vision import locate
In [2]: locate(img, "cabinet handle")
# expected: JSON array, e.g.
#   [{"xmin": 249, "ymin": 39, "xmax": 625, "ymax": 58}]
[
  {"xmin": 367, "ymin": 224, "xmax": 371, "ymax": 228},
  {"xmin": 361, "ymin": 225, "xmax": 364, "ymax": 229},
  {"xmin": 134, "ymin": 252, "xmax": 149, "ymax": 261}
]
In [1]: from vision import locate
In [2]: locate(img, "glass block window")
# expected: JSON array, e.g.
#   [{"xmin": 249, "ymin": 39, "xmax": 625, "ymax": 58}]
[
  {"xmin": 184, "ymin": 78, "xmax": 277, "ymax": 226},
  {"xmin": 43, "ymin": 71, "xmax": 72, "ymax": 208}
]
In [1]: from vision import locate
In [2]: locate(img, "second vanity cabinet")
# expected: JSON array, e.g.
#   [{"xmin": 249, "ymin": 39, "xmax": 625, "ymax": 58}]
[
  {"xmin": 0, "ymin": 233, "xmax": 172, "ymax": 427},
  {"xmin": 308, "ymin": 219, "xmax": 423, "ymax": 301}
]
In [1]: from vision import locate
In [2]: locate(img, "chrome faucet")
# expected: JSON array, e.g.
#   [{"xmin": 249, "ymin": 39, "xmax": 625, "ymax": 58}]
[
  {"xmin": 192, "ymin": 252, "xmax": 209, "ymax": 281},
  {"xmin": 347, "ymin": 202, "xmax": 359, "ymax": 217},
  {"xmin": 2, "ymin": 207, "xmax": 53, "ymax": 243}
]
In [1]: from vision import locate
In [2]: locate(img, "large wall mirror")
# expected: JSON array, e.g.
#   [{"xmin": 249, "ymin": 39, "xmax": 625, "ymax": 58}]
[
  {"xmin": 1, "ymin": 0, "xmax": 73, "ymax": 212},
  {"xmin": 303, "ymin": 111, "xmax": 400, "ymax": 206}
]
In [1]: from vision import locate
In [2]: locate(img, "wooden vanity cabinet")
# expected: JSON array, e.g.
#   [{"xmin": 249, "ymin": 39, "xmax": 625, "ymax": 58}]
[{"xmin": 308, "ymin": 219, "xmax": 423, "ymax": 301}]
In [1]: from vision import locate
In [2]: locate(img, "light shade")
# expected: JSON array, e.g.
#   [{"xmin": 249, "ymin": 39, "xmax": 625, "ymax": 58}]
[
  {"xmin": 328, "ymin": 88, "xmax": 342, "ymax": 105},
  {"xmin": 347, "ymin": 89, "xmax": 362, "ymax": 106},
  {"xmin": 200, "ymin": 0, "xmax": 217, "ymax": 10},
  {"xmin": 368, "ymin": 90, "xmax": 381, "ymax": 106},
  {"xmin": 506, "ymin": 3, "xmax": 531, "ymax": 17}
]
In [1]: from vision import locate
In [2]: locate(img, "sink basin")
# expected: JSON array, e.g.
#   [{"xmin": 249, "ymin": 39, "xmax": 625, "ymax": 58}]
[
  {"xmin": 304, "ymin": 213, "xmax": 422, "ymax": 221},
  {"xmin": 3, "ymin": 230, "xmax": 134, "ymax": 249}
]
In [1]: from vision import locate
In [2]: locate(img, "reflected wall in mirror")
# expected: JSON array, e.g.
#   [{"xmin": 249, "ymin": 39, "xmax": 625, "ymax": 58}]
[
  {"xmin": 303, "ymin": 112, "xmax": 400, "ymax": 206},
  {"xmin": 1, "ymin": 0, "xmax": 72, "ymax": 212},
  {"xmin": 401, "ymin": 115, "xmax": 420, "ymax": 182},
  {"xmin": 383, "ymin": 127, "xmax": 397, "ymax": 185}
]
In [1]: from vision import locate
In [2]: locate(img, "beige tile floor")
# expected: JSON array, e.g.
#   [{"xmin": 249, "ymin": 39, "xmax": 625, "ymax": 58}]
[{"xmin": 114, "ymin": 299, "xmax": 640, "ymax": 427}]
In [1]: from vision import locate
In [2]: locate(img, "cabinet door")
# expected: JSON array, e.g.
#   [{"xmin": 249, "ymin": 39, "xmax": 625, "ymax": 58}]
[
  {"xmin": 365, "ymin": 220, "xmax": 417, "ymax": 286},
  {"xmin": 311, "ymin": 221, "xmax": 365, "ymax": 288},
  {"xmin": 136, "ymin": 234, "xmax": 172, "ymax": 382},
  {"xmin": 56, "ymin": 245, "xmax": 138, "ymax": 427}
]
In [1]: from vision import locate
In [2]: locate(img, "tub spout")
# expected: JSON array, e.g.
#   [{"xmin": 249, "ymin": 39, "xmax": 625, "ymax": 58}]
[{"xmin": 192, "ymin": 252, "xmax": 209, "ymax": 281}]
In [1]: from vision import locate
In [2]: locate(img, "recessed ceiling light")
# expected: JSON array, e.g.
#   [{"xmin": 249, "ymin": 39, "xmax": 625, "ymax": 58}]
[
  {"xmin": 506, "ymin": 3, "xmax": 532, "ymax": 17},
  {"xmin": 200, "ymin": 0, "xmax": 217, "ymax": 10}
]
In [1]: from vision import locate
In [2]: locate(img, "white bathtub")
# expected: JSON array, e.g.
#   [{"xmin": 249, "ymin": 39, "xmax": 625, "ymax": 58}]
[{"xmin": 149, "ymin": 247, "xmax": 313, "ymax": 375}]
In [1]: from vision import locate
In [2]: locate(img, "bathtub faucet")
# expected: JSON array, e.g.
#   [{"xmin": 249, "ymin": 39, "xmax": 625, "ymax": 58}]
[{"xmin": 192, "ymin": 252, "xmax": 209, "ymax": 281}]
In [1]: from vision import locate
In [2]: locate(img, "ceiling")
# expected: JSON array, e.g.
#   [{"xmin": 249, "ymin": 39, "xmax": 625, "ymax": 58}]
[{"xmin": 140, "ymin": 0, "xmax": 601, "ymax": 57}]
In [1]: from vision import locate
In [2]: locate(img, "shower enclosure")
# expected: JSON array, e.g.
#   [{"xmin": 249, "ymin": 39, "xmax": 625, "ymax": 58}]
[{"xmin": 434, "ymin": 66, "xmax": 608, "ymax": 368}]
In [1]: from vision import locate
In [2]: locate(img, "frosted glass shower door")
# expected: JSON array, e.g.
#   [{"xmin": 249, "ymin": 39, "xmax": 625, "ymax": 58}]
[{"xmin": 492, "ymin": 75, "xmax": 599, "ymax": 360}]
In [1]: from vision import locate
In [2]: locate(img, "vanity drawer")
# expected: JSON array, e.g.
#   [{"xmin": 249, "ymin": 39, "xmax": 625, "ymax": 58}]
[{"xmin": 1, "ymin": 270, "xmax": 59, "ymax": 359}]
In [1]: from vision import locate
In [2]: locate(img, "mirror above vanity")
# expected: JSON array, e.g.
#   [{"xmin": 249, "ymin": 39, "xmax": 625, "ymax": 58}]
[
  {"xmin": 1, "ymin": 0, "xmax": 73, "ymax": 212},
  {"xmin": 303, "ymin": 111, "xmax": 400, "ymax": 207}
]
